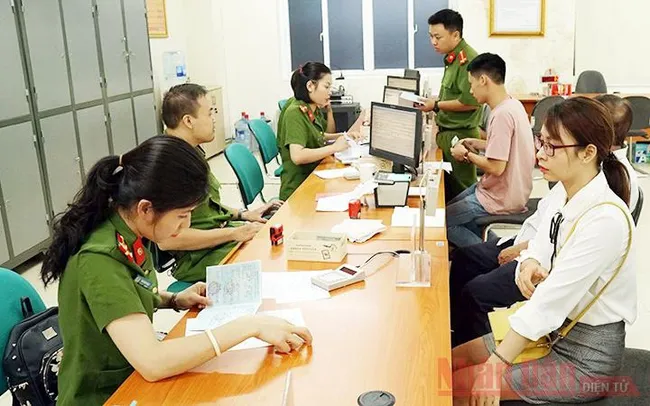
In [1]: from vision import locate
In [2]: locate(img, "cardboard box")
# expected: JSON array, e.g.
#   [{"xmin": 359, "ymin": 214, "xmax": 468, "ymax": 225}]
[{"xmin": 285, "ymin": 232, "xmax": 347, "ymax": 262}]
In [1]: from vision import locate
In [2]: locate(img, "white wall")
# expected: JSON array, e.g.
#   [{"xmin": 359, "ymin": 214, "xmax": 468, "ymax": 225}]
[
  {"xmin": 151, "ymin": 0, "xmax": 579, "ymax": 134},
  {"xmin": 575, "ymin": 0, "xmax": 650, "ymax": 93}
]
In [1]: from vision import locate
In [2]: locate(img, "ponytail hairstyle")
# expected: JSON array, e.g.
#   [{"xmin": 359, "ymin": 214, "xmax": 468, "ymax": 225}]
[
  {"xmin": 41, "ymin": 136, "xmax": 209, "ymax": 286},
  {"xmin": 290, "ymin": 61, "xmax": 331, "ymax": 103},
  {"xmin": 544, "ymin": 97, "xmax": 630, "ymax": 205}
]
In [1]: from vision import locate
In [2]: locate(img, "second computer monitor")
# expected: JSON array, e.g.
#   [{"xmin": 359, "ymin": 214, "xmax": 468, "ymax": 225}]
[
  {"xmin": 369, "ymin": 102, "xmax": 422, "ymax": 172},
  {"xmin": 383, "ymin": 86, "xmax": 414, "ymax": 107},
  {"xmin": 386, "ymin": 76, "xmax": 420, "ymax": 95}
]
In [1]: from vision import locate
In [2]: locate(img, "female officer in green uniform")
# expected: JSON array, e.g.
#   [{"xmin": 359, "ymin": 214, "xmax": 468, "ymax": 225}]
[
  {"xmin": 276, "ymin": 62, "xmax": 359, "ymax": 200},
  {"xmin": 41, "ymin": 136, "xmax": 312, "ymax": 405}
]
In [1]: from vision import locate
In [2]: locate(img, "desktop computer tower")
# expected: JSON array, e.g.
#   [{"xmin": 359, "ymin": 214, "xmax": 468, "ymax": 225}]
[{"xmin": 331, "ymin": 103, "xmax": 361, "ymax": 133}]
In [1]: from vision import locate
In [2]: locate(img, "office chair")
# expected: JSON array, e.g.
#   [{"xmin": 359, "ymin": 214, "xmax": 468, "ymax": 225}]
[
  {"xmin": 248, "ymin": 119, "xmax": 283, "ymax": 177},
  {"xmin": 575, "ymin": 70, "xmax": 608, "ymax": 93},
  {"xmin": 224, "ymin": 143, "xmax": 270, "ymax": 209},
  {"xmin": 624, "ymin": 96, "xmax": 650, "ymax": 137},
  {"xmin": 530, "ymin": 96, "xmax": 564, "ymax": 135},
  {"xmin": 475, "ymin": 198, "xmax": 541, "ymax": 242},
  {"xmin": 278, "ymin": 99, "xmax": 290, "ymax": 110}
]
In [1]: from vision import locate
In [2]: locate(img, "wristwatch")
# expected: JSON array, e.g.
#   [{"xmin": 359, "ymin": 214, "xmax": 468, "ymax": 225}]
[
  {"xmin": 432, "ymin": 100, "xmax": 440, "ymax": 113},
  {"xmin": 236, "ymin": 208, "xmax": 248, "ymax": 220}
]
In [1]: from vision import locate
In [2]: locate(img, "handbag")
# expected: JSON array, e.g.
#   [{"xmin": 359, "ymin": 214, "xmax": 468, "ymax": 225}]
[{"xmin": 488, "ymin": 202, "xmax": 633, "ymax": 364}]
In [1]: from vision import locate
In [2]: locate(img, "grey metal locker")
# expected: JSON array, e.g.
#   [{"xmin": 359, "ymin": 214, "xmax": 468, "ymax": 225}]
[
  {"xmin": 96, "ymin": 0, "xmax": 130, "ymax": 96},
  {"xmin": 0, "ymin": 1, "xmax": 30, "ymax": 121},
  {"xmin": 124, "ymin": 0, "xmax": 153, "ymax": 92},
  {"xmin": 77, "ymin": 105, "xmax": 110, "ymax": 173},
  {"xmin": 109, "ymin": 99, "xmax": 137, "ymax": 155},
  {"xmin": 0, "ymin": 123, "xmax": 50, "ymax": 255},
  {"xmin": 0, "ymin": 208, "xmax": 9, "ymax": 264},
  {"xmin": 40, "ymin": 113, "xmax": 82, "ymax": 216},
  {"xmin": 61, "ymin": 0, "xmax": 103, "ymax": 104},
  {"xmin": 21, "ymin": 0, "xmax": 72, "ymax": 111},
  {"xmin": 133, "ymin": 93, "xmax": 159, "ymax": 142}
]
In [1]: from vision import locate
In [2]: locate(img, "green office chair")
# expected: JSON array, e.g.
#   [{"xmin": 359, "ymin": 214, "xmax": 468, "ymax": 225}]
[
  {"xmin": 248, "ymin": 119, "xmax": 283, "ymax": 177},
  {"xmin": 166, "ymin": 281, "xmax": 192, "ymax": 294},
  {"xmin": 224, "ymin": 143, "xmax": 269, "ymax": 208},
  {"xmin": 0, "ymin": 268, "xmax": 47, "ymax": 394}
]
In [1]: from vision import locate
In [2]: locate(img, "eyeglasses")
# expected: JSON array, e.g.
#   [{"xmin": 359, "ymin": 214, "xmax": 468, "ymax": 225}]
[{"xmin": 534, "ymin": 135, "xmax": 583, "ymax": 157}]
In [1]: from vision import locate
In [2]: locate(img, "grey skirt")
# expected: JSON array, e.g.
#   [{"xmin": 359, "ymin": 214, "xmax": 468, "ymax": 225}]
[{"xmin": 483, "ymin": 319, "xmax": 625, "ymax": 404}]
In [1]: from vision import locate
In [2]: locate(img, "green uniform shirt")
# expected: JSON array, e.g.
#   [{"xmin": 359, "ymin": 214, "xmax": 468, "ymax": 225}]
[
  {"xmin": 172, "ymin": 168, "xmax": 238, "ymax": 283},
  {"xmin": 276, "ymin": 99, "xmax": 328, "ymax": 201},
  {"xmin": 57, "ymin": 212, "xmax": 162, "ymax": 405},
  {"xmin": 435, "ymin": 39, "xmax": 481, "ymax": 130}
]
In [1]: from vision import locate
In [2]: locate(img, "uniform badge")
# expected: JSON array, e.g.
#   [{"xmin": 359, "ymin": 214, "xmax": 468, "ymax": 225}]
[
  {"xmin": 132, "ymin": 237, "xmax": 146, "ymax": 266},
  {"xmin": 116, "ymin": 233, "xmax": 135, "ymax": 264},
  {"xmin": 458, "ymin": 50, "xmax": 468, "ymax": 65},
  {"xmin": 299, "ymin": 104, "xmax": 315, "ymax": 122},
  {"xmin": 446, "ymin": 51, "xmax": 456, "ymax": 64}
]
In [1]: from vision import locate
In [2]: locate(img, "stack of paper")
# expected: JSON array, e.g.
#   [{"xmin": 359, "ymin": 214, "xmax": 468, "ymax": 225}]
[
  {"xmin": 334, "ymin": 144, "xmax": 370, "ymax": 164},
  {"xmin": 331, "ymin": 219, "xmax": 386, "ymax": 243},
  {"xmin": 423, "ymin": 161, "xmax": 453, "ymax": 173},
  {"xmin": 316, "ymin": 180, "xmax": 378, "ymax": 212},
  {"xmin": 391, "ymin": 207, "xmax": 446, "ymax": 228},
  {"xmin": 313, "ymin": 168, "xmax": 358, "ymax": 180}
]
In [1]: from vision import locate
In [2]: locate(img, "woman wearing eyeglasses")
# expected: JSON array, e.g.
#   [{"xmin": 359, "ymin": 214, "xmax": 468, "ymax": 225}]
[{"xmin": 451, "ymin": 97, "xmax": 635, "ymax": 405}]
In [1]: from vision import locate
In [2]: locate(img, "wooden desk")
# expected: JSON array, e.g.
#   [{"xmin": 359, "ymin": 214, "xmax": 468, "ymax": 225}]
[
  {"xmin": 107, "ymin": 141, "xmax": 452, "ymax": 405},
  {"xmin": 514, "ymin": 92, "xmax": 650, "ymax": 119},
  {"xmin": 255, "ymin": 150, "xmax": 447, "ymax": 243},
  {"xmin": 106, "ymin": 241, "xmax": 453, "ymax": 405}
]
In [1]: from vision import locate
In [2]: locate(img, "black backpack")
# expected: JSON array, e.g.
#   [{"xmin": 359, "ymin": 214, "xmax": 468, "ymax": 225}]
[{"xmin": 3, "ymin": 298, "xmax": 63, "ymax": 406}]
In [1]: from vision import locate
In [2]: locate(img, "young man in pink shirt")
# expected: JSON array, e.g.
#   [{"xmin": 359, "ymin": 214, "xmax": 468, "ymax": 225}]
[{"xmin": 446, "ymin": 53, "xmax": 535, "ymax": 247}]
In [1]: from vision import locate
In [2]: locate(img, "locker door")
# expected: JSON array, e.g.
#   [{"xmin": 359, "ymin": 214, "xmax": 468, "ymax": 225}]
[
  {"xmin": 0, "ymin": 196, "xmax": 9, "ymax": 264},
  {"xmin": 0, "ymin": 1, "xmax": 30, "ymax": 121},
  {"xmin": 96, "ymin": 0, "xmax": 130, "ymax": 96},
  {"xmin": 124, "ymin": 0, "xmax": 153, "ymax": 92},
  {"xmin": 61, "ymin": 0, "xmax": 102, "ymax": 104},
  {"xmin": 40, "ymin": 113, "xmax": 82, "ymax": 215},
  {"xmin": 109, "ymin": 99, "xmax": 137, "ymax": 155},
  {"xmin": 133, "ymin": 93, "xmax": 159, "ymax": 142},
  {"xmin": 0, "ymin": 123, "xmax": 50, "ymax": 255},
  {"xmin": 77, "ymin": 105, "xmax": 110, "ymax": 173},
  {"xmin": 22, "ymin": 0, "xmax": 71, "ymax": 111}
]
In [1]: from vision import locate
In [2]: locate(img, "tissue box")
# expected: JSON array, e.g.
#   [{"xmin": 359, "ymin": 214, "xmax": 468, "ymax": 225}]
[{"xmin": 286, "ymin": 231, "xmax": 347, "ymax": 262}]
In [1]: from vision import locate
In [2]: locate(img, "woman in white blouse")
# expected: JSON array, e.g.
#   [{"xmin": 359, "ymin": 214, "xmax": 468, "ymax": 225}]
[{"xmin": 452, "ymin": 97, "xmax": 635, "ymax": 405}]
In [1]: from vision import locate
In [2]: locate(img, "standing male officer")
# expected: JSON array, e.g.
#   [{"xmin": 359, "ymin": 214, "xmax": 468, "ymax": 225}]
[{"xmin": 419, "ymin": 9, "xmax": 481, "ymax": 200}]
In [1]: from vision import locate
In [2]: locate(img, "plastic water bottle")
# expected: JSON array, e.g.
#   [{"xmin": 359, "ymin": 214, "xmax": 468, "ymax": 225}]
[
  {"xmin": 244, "ymin": 114, "xmax": 259, "ymax": 152},
  {"xmin": 234, "ymin": 112, "xmax": 249, "ymax": 147},
  {"xmin": 260, "ymin": 111, "xmax": 271, "ymax": 124}
]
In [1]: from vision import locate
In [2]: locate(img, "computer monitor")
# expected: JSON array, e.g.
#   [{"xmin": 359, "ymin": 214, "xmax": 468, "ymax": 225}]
[
  {"xmin": 369, "ymin": 102, "xmax": 423, "ymax": 173},
  {"xmin": 404, "ymin": 68, "xmax": 420, "ymax": 80},
  {"xmin": 386, "ymin": 76, "xmax": 420, "ymax": 95},
  {"xmin": 382, "ymin": 86, "xmax": 414, "ymax": 107}
]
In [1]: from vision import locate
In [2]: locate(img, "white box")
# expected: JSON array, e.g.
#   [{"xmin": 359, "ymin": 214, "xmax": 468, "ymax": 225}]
[{"xmin": 286, "ymin": 232, "xmax": 347, "ymax": 262}]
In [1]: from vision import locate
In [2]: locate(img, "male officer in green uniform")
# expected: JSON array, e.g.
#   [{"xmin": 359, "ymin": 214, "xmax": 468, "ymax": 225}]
[
  {"xmin": 419, "ymin": 9, "xmax": 481, "ymax": 200},
  {"xmin": 158, "ymin": 84, "xmax": 282, "ymax": 283}
]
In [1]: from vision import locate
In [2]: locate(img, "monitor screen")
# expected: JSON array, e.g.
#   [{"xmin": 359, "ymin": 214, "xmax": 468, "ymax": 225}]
[
  {"xmin": 369, "ymin": 102, "xmax": 422, "ymax": 170},
  {"xmin": 386, "ymin": 76, "xmax": 420, "ymax": 94},
  {"xmin": 383, "ymin": 86, "xmax": 417, "ymax": 107}
]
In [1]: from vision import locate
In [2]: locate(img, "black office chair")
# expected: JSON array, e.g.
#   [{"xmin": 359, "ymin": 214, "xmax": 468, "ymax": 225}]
[
  {"xmin": 575, "ymin": 70, "xmax": 608, "ymax": 94},
  {"xmin": 531, "ymin": 96, "xmax": 565, "ymax": 135},
  {"xmin": 501, "ymin": 347, "xmax": 650, "ymax": 406},
  {"xmin": 631, "ymin": 187, "xmax": 643, "ymax": 225},
  {"xmin": 624, "ymin": 96, "xmax": 650, "ymax": 138},
  {"xmin": 475, "ymin": 198, "xmax": 541, "ymax": 242}
]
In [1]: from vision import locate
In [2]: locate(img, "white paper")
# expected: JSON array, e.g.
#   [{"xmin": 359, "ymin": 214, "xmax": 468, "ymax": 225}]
[
  {"xmin": 186, "ymin": 308, "xmax": 308, "ymax": 352},
  {"xmin": 399, "ymin": 91, "xmax": 427, "ymax": 105},
  {"xmin": 314, "ymin": 168, "xmax": 349, "ymax": 179},
  {"xmin": 316, "ymin": 181, "xmax": 378, "ymax": 212},
  {"xmin": 262, "ymin": 271, "xmax": 331, "ymax": 304},
  {"xmin": 335, "ymin": 144, "xmax": 370, "ymax": 164},
  {"xmin": 423, "ymin": 161, "xmax": 453, "ymax": 173},
  {"xmin": 391, "ymin": 207, "xmax": 446, "ymax": 228},
  {"xmin": 205, "ymin": 260, "xmax": 262, "ymax": 307},
  {"xmin": 187, "ymin": 303, "xmax": 260, "ymax": 331},
  {"xmin": 493, "ymin": 0, "xmax": 543, "ymax": 33},
  {"xmin": 331, "ymin": 219, "xmax": 386, "ymax": 243},
  {"xmin": 408, "ymin": 187, "xmax": 426, "ymax": 197}
]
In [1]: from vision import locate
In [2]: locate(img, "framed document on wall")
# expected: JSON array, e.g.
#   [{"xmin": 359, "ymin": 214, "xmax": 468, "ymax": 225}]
[
  {"xmin": 146, "ymin": 0, "xmax": 168, "ymax": 38},
  {"xmin": 489, "ymin": 0, "xmax": 545, "ymax": 37}
]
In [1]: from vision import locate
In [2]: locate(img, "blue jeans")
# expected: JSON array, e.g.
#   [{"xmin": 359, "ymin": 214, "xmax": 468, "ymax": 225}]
[{"xmin": 446, "ymin": 184, "xmax": 489, "ymax": 248}]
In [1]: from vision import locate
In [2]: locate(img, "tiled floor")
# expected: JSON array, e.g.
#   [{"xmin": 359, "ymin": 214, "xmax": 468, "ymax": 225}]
[{"xmin": 2, "ymin": 154, "xmax": 649, "ymax": 404}]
